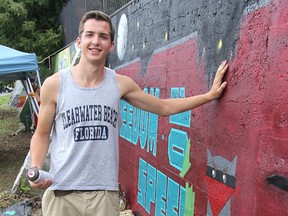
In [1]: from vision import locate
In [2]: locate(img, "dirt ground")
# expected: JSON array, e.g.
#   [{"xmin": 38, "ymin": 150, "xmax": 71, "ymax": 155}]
[{"xmin": 0, "ymin": 107, "xmax": 42, "ymax": 215}]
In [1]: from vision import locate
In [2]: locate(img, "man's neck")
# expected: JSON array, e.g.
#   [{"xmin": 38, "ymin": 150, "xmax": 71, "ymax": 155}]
[{"xmin": 71, "ymin": 61, "xmax": 106, "ymax": 87}]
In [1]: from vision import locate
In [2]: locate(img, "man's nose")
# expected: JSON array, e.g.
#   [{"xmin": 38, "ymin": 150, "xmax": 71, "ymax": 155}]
[{"xmin": 92, "ymin": 36, "xmax": 100, "ymax": 46}]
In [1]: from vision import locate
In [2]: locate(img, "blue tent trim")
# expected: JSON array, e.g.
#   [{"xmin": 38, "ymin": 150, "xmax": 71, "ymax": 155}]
[{"xmin": 0, "ymin": 45, "xmax": 39, "ymax": 80}]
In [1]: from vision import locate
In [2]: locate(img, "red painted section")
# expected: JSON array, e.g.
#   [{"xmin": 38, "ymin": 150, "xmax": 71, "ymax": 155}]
[
  {"xmin": 118, "ymin": 0, "xmax": 288, "ymax": 215},
  {"xmin": 205, "ymin": 176, "xmax": 235, "ymax": 216},
  {"xmin": 118, "ymin": 37, "xmax": 203, "ymax": 215}
]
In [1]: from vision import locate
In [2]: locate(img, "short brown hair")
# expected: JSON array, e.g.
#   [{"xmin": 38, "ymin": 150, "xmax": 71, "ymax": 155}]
[{"xmin": 78, "ymin": 10, "xmax": 115, "ymax": 42}]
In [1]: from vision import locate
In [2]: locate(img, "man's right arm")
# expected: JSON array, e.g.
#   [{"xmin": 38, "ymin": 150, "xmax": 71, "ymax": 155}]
[{"xmin": 29, "ymin": 73, "xmax": 60, "ymax": 189}]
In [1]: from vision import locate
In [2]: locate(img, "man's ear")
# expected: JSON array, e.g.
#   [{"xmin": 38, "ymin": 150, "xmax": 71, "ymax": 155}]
[
  {"xmin": 76, "ymin": 37, "xmax": 81, "ymax": 48},
  {"xmin": 109, "ymin": 41, "xmax": 115, "ymax": 52}
]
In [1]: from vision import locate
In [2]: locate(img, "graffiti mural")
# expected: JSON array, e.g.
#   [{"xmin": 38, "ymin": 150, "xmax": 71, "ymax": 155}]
[
  {"xmin": 107, "ymin": 0, "xmax": 288, "ymax": 215},
  {"xmin": 205, "ymin": 149, "xmax": 238, "ymax": 216},
  {"xmin": 47, "ymin": 0, "xmax": 288, "ymax": 215}
]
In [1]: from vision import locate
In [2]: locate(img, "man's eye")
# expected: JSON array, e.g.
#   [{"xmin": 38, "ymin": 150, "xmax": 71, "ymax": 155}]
[{"xmin": 100, "ymin": 35, "xmax": 108, "ymax": 39}]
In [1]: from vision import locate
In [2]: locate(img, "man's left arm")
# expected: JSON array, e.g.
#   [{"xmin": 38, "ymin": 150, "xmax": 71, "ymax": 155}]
[{"xmin": 118, "ymin": 60, "xmax": 228, "ymax": 117}]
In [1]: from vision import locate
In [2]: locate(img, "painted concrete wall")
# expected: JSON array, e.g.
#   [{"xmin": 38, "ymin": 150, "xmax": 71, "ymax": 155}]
[{"xmin": 108, "ymin": 0, "xmax": 288, "ymax": 215}]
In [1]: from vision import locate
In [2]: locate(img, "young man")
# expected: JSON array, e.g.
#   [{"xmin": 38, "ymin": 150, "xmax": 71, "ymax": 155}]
[{"xmin": 29, "ymin": 10, "xmax": 228, "ymax": 216}]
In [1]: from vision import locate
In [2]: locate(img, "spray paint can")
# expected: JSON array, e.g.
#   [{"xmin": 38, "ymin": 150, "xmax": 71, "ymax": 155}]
[{"xmin": 27, "ymin": 167, "xmax": 54, "ymax": 183}]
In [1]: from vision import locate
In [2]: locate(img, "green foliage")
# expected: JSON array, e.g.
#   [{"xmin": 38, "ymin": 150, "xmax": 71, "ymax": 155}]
[
  {"xmin": 19, "ymin": 100, "xmax": 33, "ymax": 132},
  {"xmin": 0, "ymin": 0, "xmax": 64, "ymax": 60},
  {"xmin": 39, "ymin": 64, "xmax": 54, "ymax": 83},
  {"xmin": 19, "ymin": 177, "xmax": 31, "ymax": 195},
  {"xmin": 0, "ymin": 81, "xmax": 14, "ymax": 92}
]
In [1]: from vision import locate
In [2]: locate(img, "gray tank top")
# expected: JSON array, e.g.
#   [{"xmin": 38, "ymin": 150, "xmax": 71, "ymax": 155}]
[{"xmin": 49, "ymin": 67, "xmax": 120, "ymax": 191}]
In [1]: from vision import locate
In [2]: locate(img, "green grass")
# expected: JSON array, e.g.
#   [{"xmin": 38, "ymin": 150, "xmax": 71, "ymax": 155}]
[{"xmin": 0, "ymin": 93, "xmax": 12, "ymax": 106}]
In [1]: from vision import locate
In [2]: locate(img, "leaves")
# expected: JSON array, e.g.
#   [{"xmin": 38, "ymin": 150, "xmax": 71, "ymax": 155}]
[
  {"xmin": 19, "ymin": 178, "xmax": 31, "ymax": 194},
  {"xmin": 6, "ymin": 1, "xmax": 27, "ymax": 17},
  {"xmin": 0, "ymin": 0, "xmax": 63, "ymax": 60},
  {"xmin": 22, "ymin": 21, "xmax": 36, "ymax": 33}
]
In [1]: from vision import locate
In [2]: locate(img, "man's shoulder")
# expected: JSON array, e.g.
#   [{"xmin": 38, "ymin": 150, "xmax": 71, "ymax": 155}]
[
  {"xmin": 43, "ymin": 72, "xmax": 61, "ymax": 89},
  {"xmin": 48, "ymin": 71, "xmax": 61, "ymax": 81},
  {"xmin": 115, "ymin": 73, "xmax": 132, "ymax": 81}
]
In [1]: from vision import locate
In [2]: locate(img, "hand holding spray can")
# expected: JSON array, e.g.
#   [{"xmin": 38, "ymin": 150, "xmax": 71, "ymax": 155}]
[{"xmin": 27, "ymin": 167, "xmax": 54, "ymax": 183}]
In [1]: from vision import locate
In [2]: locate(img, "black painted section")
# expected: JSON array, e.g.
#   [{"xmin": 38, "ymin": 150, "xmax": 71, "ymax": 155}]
[
  {"xmin": 109, "ymin": 0, "xmax": 264, "ymax": 86},
  {"xmin": 206, "ymin": 166, "xmax": 236, "ymax": 189},
  {"xmin": 267, "ymin": 175, "xmax": 288, "ymax": 192}
]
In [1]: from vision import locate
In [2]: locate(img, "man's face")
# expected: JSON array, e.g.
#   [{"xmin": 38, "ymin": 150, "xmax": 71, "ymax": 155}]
[{"xmin": 77, "ymin": 19, "xmax": 114, "ymax": 64}]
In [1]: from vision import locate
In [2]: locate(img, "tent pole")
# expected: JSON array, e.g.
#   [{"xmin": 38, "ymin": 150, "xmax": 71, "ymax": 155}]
[
  {"xmin": 27, "ymin": 77, "xmax": 40, "ymax": 114},
  {"xmin": 21, "ymin": 79, "xmax": 39, "ymax": 117},
  {"xmin": 36, "ymin": 70, "xmax": 42, "ymax": 88}
]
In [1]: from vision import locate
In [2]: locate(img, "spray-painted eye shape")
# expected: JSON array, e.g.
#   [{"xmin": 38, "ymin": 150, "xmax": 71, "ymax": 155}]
[
  {"xmin": 223, "ymin": 174, "xmax": 227, "ymax": 183},
  {"xmin": 212, "ymin": 169, "xmax": 216, "ymax": 178},
  {"xmin": 206, "ymin": 166, "xmax": 236, "ymax": 189}
]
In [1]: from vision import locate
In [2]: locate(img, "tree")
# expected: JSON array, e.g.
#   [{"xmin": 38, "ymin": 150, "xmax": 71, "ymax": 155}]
[{"xmin": 0, "ymin": 0, "xmax": 64, "ymax": 61}]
